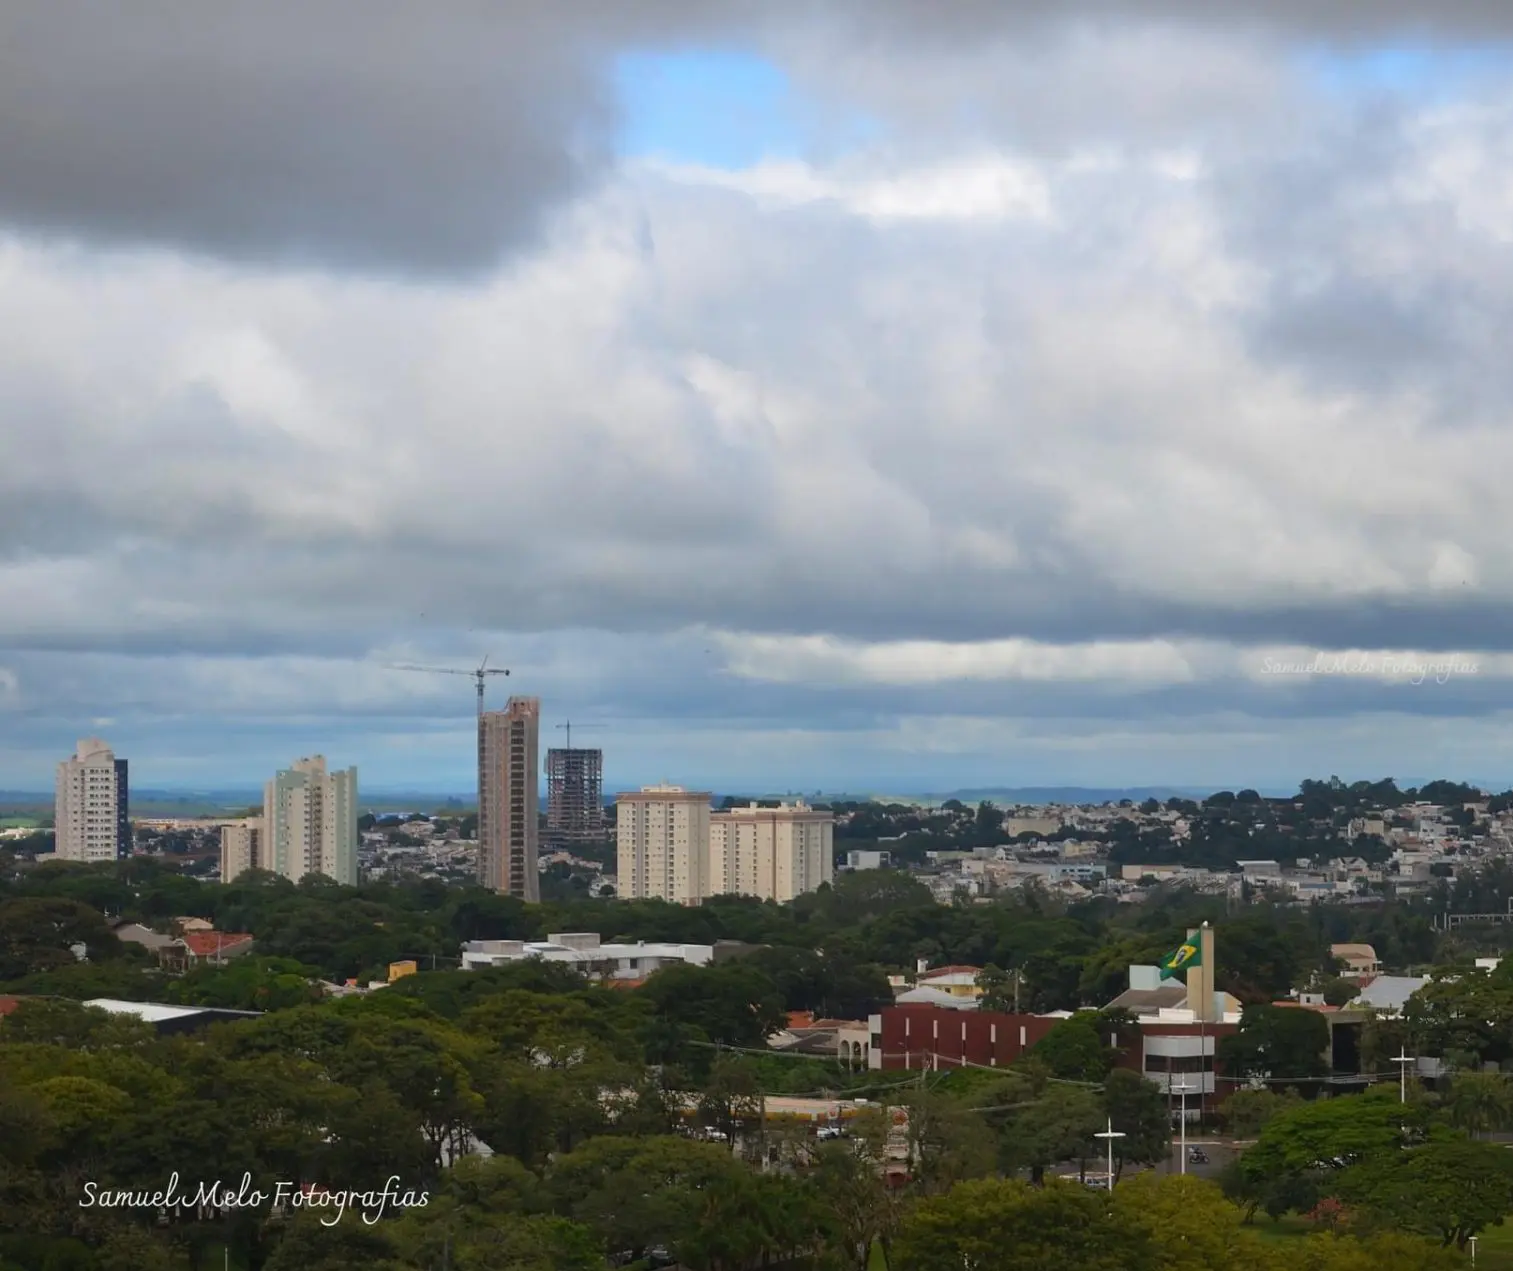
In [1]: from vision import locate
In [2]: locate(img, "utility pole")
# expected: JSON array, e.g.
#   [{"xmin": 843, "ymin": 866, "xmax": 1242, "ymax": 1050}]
[
  {"xmin": 1393, "ymin": 1050, "xmax": 1416, "ymax": 1103},
  {"xmin": 1094, "ymin": 1119, "xmax": 1125, "ymax": 1191},
  {"xmin": 1173, "ymin": 1082, "xmax": 1197, "ymax": 1174}
]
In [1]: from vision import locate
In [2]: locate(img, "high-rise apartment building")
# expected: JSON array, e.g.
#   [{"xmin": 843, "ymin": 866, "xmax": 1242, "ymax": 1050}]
[
  {"xmin": 219, "ymin": 818, "xmax": 264, "ymax": 883},
  {"xmin": 54, "ymin": 738, "xmax": 129, "ymax": 862},
  {"xmin": 615, "ymin": 785, "xmax": 712, "ymax": 905},
  {"xmin": 263, "ymin": 755, "xmax": 357, "ymax": 885},
  {"xmin": 479, "ymin": 697, "xmax": 540, "ymax": 900},
  {"xmin": 546, "ymin": 746, "xmax": 604, "ymax": 846},
  {"xmin": 709, "ymin": 801, "xmax": 835, "ymax": 902}
]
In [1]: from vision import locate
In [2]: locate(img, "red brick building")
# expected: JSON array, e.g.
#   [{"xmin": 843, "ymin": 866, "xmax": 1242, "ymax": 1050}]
[
  {"xmin": 869, "ymin": 1004, "xmax": 1238, "ymax": 1115},
  {"xmin": 870, "ymin": 1004, "xmax": 1062, "ymax": 1070}
]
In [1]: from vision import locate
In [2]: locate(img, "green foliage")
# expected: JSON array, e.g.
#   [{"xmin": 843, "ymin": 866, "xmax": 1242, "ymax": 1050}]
[
  {"xmin": 1336, "ymin": 1138, "xmax": 1513, "ymax": 1246},
  {"xmin": 1442, "ymin": 1070, "xmax": 1513, "ymax": 1139},
  {"xmin": 1103, "ymin": 1067, "xmax": 1170, "ymax": 1174},
  {"xmin": 999, "ymin": 1081, "xmax": 1103, "ymax": 1184},
  {"xmin": 1243, "ymin": 1088, "xmax": 1434, "ymax": 1180},
  {"xmin": 638, "ymin": 960, "xmax": 786, "ymax": 1052},
  {"xmin": 1219, "ymin": 1087, "xmax": 1303, "ymax": 1138},
  {"xmin": 0, "ymin": 896, "xmax": 122, "ymax": 980},
  {"xmin": 894, "ymin": 1178, "xmax": 1155, "ymax": 1271},
  {"xmin": 1028, "ymin": 1013, "xmax": 1120, "ymax": 1082},
  {"xmin": 1219, "ymin": 1004, "xmax": 1332, "ymax": 1081},
  {"xmin": 1322, "ymin": 978, "xmax": 1362, "ymax": 1007}
]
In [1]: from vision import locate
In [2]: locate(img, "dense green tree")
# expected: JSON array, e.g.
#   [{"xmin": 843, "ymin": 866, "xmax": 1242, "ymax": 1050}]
[
  {"xmin": 1103, "ymin": 1068, "xmax": 1170, "ymax": 1177},
  {"xmin": 1002, "ymin": 1082, "xmax": 1103, "ymax": 1185},
  {"xmin": 1218, "ymin": 1087, "xmax": 1303, "ymax": 1139},
  {"xmin": 638, "ymin": 961, "xmax": 786, "ymax": 1052},
  {"xmin": 894, "ymin": 1178, "xmax": 1155, "ymax": 1271},
  {"xmin": 1442, "ymin": 1070, "xmax": 1513, "ymax": 1139},
  {"xmin": 1242, "ymin": 1089, "xmax": 1435, "ymax": 1190},
  {"xmin": 1028, "ymin": 1014, "xmax": 1121, "ymax": 1082},
  {"xmin": 1218, "ymin": 1004, "xmax": 1331, "ymax": 1081},
  {"xmin": 1336, "ymin": 1138, "xmax": 1513, "ymax": 1247}
]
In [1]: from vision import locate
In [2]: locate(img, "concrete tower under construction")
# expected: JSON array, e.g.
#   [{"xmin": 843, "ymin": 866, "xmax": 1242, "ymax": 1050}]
[
  {"xmin": 478, "ymin": 696, "xmax": 540, "ymax": 901},
  {"xmin": 546, "ymin": 746, "xmax": 604, "ymax": 846}
]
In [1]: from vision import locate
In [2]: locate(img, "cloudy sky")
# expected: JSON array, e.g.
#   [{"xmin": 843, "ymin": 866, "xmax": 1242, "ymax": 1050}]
[{"xmin": 2, "ymin": 2, "xmax": 1512, "ymax": 796}]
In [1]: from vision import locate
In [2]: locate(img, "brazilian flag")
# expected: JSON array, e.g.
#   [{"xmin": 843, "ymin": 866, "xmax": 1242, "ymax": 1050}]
[{"xmin": 1159, "ymin": 931, "xmax": 1202, "ymax": 981}]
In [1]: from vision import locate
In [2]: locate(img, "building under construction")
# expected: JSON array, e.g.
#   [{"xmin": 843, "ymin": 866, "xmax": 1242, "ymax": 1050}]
[
  {"xmin": 545, "ymin": 747, "xmax": 605, "ymax": 846},
  {"xmin": 479, "ymin": 697, "xmax": 540, "ymax": 901}
]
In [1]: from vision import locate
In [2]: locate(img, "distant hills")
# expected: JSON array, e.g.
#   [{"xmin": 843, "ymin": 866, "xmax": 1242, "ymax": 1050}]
[{"xmin": 744, "ymin": 787, "xmax": 1280, "ymax": 807}]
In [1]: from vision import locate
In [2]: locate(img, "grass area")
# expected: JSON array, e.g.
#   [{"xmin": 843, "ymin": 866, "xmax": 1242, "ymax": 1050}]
[
  {"xmin": 0, "ymin": 815, "xmax": 41, "ymax": 829},
  {"xmin": 1248, "ymin": 1213, "xmax": 1511, "ymax": 1264},
  {"xmin": 1470, "ymin": 1222, "xmax": 1513, "ymax": 1269},
  {"xmin": 1250, "ymin": 1215, "xmax": 1310, "ymax": 1242}
]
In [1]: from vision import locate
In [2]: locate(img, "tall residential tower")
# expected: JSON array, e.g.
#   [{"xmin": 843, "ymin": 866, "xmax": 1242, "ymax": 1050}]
[
  {"xmin": 615, "ymin": 785, "xmax": 712, "ymax": 905},
  {"xmin": 479, "ymin": 697, "xmax": 540, "ymax": 900},
  {"xmin": 709, "ymin": 801, "xmax": 834, "ymax": 902},
  {"xmin": 263, "ymin": 755, "xmax": 357, "ymax": 885},
  {"xmin": 55, "ymin": 738, "xmax": 129, "ymax": 862}
]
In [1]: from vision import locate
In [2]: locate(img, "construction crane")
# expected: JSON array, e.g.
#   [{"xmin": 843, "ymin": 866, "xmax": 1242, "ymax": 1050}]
[
  {"xmin": 387, "ymin": 656, "xmax": 510, "ymax": 715},
  {"xmin": 554, "ymin": 720, "xmax": 601, "ymax": 751}
]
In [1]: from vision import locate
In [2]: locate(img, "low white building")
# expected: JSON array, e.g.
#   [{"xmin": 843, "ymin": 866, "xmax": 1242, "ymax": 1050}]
[
  {"xmin": 459, "ymin": 932, "xmax": 714, "ymax": 982},
  {"xmin": 845, "ymin": 849, "xmax": 892, "ymax": 871}
]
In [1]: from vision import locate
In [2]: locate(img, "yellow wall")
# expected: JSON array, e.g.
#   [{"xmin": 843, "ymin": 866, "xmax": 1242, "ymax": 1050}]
[{"xmin": 388, "ymin": 960, "xmax": 418, "ymax": 983}]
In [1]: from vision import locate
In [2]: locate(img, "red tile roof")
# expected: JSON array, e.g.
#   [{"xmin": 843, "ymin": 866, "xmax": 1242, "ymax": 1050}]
[
  {"xmin": 181, "ymin": 931, "xmax": 254, "ymax": 958},
  {"xmin": 0, "ymin": 997, "xmax": 20, "ymax": 1017}
]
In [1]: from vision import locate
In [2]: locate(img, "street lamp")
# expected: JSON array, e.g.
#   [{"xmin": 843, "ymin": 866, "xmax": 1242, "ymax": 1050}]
[
  {"xmin": 1094, "ymin": 1117, "xmax": 1126, "ymax": 1192},
  {"xmin": 1392, "ymin": 1050, "xmax": 1417, "ymax": 1104},
  {"xmin": 1469, "ymin": 1235, "xmax": 1478, "ymax": 1267},
  {"xmin": 1172, "ymin": 1081, "xmax": 1198, "ymax": 1175}
]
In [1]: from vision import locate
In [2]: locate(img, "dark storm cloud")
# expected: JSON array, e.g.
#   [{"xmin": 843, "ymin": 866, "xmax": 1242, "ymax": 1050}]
[
  {"xmin": 0, "ymin": 1, "xmax": 614, "ymax": 274},
  {"xmin": 4, "ymin": 1, "xmax": 1513, "ymax": 274}
]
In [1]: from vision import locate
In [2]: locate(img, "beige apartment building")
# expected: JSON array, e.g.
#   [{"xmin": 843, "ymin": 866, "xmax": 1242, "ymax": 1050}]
[
  {"xmin": 55, "ymin": 737, "xmax": 129, "ymax": 862},
  {"xmin": 710, "ymin": 800, "xmax": 835, "ymax": 902},
  {"xmin": 219, "ymin": 818, "xmax": 263, "ymax": 883},
  {"xmin": 264, "ymin": 755, "xmax": 358, "ymax": 885},
  {"xmin": 616, "ymin": 785, "xmax": 712, "ymax": 904},
  {"xmin": 479, "ymin": 697, "xmax": 540, "ymax": 901}
]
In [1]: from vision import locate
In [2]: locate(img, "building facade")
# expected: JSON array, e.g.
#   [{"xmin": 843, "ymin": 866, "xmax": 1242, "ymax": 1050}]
[
  {"xmin": 868, "ymin": 1003, "xmax": 1237, "ymax": 1112},
  {"xmin": 219, "ymin": 818, "xmax": 264, "ymax": 883},
  {"xmin": 545, "ymin": 746, "xmax": 604, "ymax": 846},
  {"xmin": 479, "ymin": 697, "xmax": 540, "ymax": 900},
  {"xmin": 460, "ymin": 932, "xmax": 715, "ymax": 981},
  {"xmin": 616, "ymin": 785, "xmax": 712, "ymax": 904},
  {"xmin": 55, "ymin": 738, "xmax": 129, "ymax": 862},
  {"xmin": 263, "ymin": 756, "xmax": 357, "ymax": 884},
  {"xmin": 709, "ymin": 801, "xmax": 834, "ymax": 902}
]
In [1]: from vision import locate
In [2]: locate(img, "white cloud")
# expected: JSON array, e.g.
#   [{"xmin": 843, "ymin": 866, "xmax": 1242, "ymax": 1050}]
[
  {"xmin": 712, "ymin": 632, "xmax": 1201, "ymax": 686},
  {"xmin": 652, "ymin": 154, "xmax": 1053, "ymax": 222}
]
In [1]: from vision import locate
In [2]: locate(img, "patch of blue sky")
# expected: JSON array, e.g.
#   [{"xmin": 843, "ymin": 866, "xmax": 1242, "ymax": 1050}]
[
  {"xmin": 613, "ymin": 47, "xmax": 881, "ymax": 169},
  {"xmin": 1298, "ymin": 41, "xmax": 1513, "ymax": 103}
]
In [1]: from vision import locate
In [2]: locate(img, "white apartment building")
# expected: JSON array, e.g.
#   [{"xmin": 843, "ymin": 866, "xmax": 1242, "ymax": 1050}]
[
  {"xmin": 710, "ymin": 801, "xmax": 835, "ymax": 902},
  {"xmin": 219, "ymin": 818, "xmax": 263, "ymax": 883},
  {"xmin": 55, "ymin": 738, "xmax": 129, "ymax": 862},
  {"xmin": 264, "ymin": 755, "xmax": 357, "ymax": 885},
  {"xmin": 616, "ymin": 785, "xmax": 712, "ymax": 904}
]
